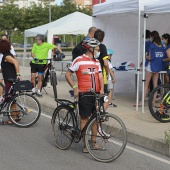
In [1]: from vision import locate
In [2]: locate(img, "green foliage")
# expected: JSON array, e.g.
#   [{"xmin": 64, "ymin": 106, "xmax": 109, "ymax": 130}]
[
  {"xmin": 0, "ymin": 0, "xmax": 92, "ymax": 44},
  {"xmin": 0, "ymin": 2, "xmax": 22, "ymax": 35}
]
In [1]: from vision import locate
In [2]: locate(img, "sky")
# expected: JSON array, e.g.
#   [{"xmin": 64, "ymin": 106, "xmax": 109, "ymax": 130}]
[{"xmin": 55, "ymin": 0, "xmax": 63, "ymax": 5}]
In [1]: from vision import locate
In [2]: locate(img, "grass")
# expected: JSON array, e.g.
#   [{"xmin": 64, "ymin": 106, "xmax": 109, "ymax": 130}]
[{"xmin": 165, "ymin": 129, "xmax": 170, "ymax": 145}]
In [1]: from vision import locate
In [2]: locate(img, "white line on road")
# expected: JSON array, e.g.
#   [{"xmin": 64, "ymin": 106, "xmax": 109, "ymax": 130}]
[
  {"xmin": 126, "ymin": 145, "xmax": 170, "ymax": 165},
  {"xmin": 42, "ymin": 113, "xmax": 52, "ymax": 119},
  {"xmin": 41, "ymin": 112, "xmax": 170, "ymax": 165}
]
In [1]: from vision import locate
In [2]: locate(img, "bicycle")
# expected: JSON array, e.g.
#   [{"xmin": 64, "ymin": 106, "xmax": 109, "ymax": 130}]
[
  {"xmin": 51, "ymin": 90, "xmax": 127, "ymax": 162},
  {"xmin": 0, "ymin": 79, "xmax": 41, "ymax": 127},
  {"xmin": 35, "ymin": 58, "xmax": 58, "ymax": 100},
  {"xmin": 148, "ymin": 84, "xmax": 170, "ymax": 122}
]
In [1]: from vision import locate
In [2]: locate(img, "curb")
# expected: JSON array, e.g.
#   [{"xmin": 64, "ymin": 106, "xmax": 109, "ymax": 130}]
[
  {"xmin": 127, "ymin": 131, "xmax": 170, "ymax": 157},
  {"xmin": 40, "ymin": 100, "xmax": 170, "ymax": 157}
]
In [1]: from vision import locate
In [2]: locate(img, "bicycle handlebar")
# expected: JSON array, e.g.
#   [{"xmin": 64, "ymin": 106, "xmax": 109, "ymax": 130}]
[{"xmin": 69, "ymin": 89, "xmax": 108, "ymax": 103}]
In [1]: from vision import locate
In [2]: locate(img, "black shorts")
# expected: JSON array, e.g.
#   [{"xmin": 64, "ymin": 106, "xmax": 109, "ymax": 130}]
[
  {"xmin": 30, "ymin": 63, "xmax": 46, "ymax": 74},
  {"xmin": 78, "ymin": 92, "xmax": 96, "ymax": 118},
  {"xmin": 104, "ymin": 84, "xmax": 108, "ymax": 94}
]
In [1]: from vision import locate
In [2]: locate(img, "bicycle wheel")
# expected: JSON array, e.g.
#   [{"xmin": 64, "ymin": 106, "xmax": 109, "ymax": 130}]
[
  {"xmin": 85, "ymin": 114, "xmax": 127, "ymax": 162},
  {"xmin": 51, "ymin": 71, "xmax": 57, "ymax": 99},
  {"xmin": 148, "ymin": 84, "xmax": 170, "ymax": 123},
  {"xmin": 51, "ymin": 105, "xmax": 74, "ymax": 149},
  {"xmin": 7, "ymin": 93, "xmax": 41, "ymax": 127}
]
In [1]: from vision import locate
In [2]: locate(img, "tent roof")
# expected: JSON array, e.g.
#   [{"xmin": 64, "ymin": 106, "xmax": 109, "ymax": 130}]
[
  {"xmin": 145, "ymin": 0, "xmax": 170, "ymax": 14},
  {"xmin": 25, "ymin": 12, "xmax": 92, "ymax": 37},
  {"xmin": 93, "ymin": 0, "xmax": 170, "ymax": 16},
  {"xmin": 93, "ymin": 0, "xmax": 139, "ymax": 16}
]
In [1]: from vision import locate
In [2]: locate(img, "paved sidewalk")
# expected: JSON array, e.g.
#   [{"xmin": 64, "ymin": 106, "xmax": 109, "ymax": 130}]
[{"xmin": 20, "ymin": 66, "xmax": 170, "ymax": 157}]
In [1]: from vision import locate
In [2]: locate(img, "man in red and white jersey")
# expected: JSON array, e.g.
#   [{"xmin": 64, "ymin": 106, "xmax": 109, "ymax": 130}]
[{"xmin": 65, "ymin": 38, "xmax": 104, "ymax": 153}]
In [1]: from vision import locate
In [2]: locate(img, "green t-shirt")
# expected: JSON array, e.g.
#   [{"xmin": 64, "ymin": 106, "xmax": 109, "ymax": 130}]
[{"xmin": 31, "ymin": 42, "xmax": 55, "ymax": 64}]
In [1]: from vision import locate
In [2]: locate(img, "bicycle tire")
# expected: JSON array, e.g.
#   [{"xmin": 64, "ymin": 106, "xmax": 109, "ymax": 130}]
[
  {"xmin": 148, "ymin": 84, "xmax": 170, "ymax": 123},
  {"xmin": 85, "ymin": 114, "xmax": 127, "ymax": 162},
  {"xmin": 51, "ymin": 105, "xmax": 74, "ymax": 149},
  {"xmin": 7, "ymin": 93, "xmax": 41, "ymax": 127},
  {"xmin": 51, "ymin": 72, "xmax": 57, "ymax": 99}
]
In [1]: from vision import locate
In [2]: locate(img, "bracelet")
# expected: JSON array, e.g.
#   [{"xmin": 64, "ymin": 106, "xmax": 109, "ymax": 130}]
[
  {"xmin": 16, "ymin": 73, "xmax": 20, "ymax": 76},
  {"xmin": 72, "ymin": 85, "xmax": 77, "ymax": 89}
]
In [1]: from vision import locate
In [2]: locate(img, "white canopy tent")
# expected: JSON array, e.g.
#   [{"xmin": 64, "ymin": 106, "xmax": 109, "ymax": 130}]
[
  {"xmin": 23, "ymin": 11, "xmax": 92, "ymax": 59},
  {"xmin": 25, "ymin": 11, "xmax": 92, "ymax": 38},
  {"xmin": 93, "ymin": 0, "xmax": 170, "ymax": 112}
]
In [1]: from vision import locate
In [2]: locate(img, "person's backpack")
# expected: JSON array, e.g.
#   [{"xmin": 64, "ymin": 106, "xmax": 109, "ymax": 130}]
[{"xmin": 72, "ymin": 41, "xmax": 86, "ymax": 61}]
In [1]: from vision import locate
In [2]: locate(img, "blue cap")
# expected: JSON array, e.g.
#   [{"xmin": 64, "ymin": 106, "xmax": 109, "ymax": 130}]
[{"xmin": 107, "ymin": 49, "xmax": 114, "ymax": 55}]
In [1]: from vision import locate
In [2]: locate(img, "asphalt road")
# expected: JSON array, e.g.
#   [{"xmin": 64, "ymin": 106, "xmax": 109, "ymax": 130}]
[{"xmin": 0, "ymin": 113, "xmax": 169, "ymax": 170}]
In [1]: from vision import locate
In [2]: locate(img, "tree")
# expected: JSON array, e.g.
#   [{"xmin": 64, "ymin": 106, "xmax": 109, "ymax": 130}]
[
  {"xmin": 0, "ymin": 0, "xmax": 92, "ymax": 43},
  {"xmin": 0, "ymin": 2, "xmax": 22, "ymax": 36}
]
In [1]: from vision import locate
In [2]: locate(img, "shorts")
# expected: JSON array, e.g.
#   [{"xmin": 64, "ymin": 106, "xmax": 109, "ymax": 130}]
[
  {"xmin": 30, "ymin": 62, "xmax": 46, "ymax": 74},
  {"xmin": 145, "ymin": 64, "xmax": 153, "ymax": 73},
  {"xmin": 5, "ymin": 81, "xmax": 13, "ymax": 93},
  {"xmin": 104, "ymin": 84, "xmax": 108, "ymax": 94},
  {"xmin": 107, "ymin": 80, "xmax": 114, "ymax": 90},
  {"xmin": 78, "ymin": 92, "xmax": 96, "ymax": 118}
]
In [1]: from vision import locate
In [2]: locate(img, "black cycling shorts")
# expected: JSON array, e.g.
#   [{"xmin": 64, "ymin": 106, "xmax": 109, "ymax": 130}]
[
  {"xmin": 30, "ymin": 62, "xmax": 46, "ymax": 74},
  {"xmin": 78, "ymin": 92, "xmax": 96, "ymax": 118},
  {"xmin": 104, "ymin": 84, "xmax": 108, "ymax": 94}
]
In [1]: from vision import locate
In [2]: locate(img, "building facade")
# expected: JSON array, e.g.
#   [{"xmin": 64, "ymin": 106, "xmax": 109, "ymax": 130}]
[
  {"xmin": 0, "ymin": 0, "xmax": 55, "ymax": 8},
  {"xmin": 73, "ymin": 0, "xmax": 106, "ymax": 7},
  {"xmin": 92, "ymin": 0, "xmax": 106, "ymax": 5}
]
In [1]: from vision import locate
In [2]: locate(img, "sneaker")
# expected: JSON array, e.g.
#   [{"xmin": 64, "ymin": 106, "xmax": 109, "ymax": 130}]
[
  {"xmin": 32, "ymin": 88, "xmax": 36, "ymax": 95},
  {"xmin": 109, "ymin": 103, "xmax": 117, "ymax": 107},
  {"xmin": 36, "ymin": 91, "xmax": 42, "ymax": 97}
]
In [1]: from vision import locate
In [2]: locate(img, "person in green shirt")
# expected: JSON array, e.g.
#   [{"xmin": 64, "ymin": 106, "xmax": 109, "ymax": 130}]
[{"xmin": 31, "ymin": 34, "xmax": 62, "ymax": 97}]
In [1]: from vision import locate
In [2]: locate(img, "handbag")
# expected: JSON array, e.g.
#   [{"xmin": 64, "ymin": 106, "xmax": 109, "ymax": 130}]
[{"xmin": 13, "ymin": 80, "xmax": 33, "ymax": 91}]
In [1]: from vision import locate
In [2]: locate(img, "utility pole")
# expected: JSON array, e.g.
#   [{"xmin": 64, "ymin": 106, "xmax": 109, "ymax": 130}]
[{"xmin": 49, "ymin": 0, "xmax": 51, "ymax": 22}]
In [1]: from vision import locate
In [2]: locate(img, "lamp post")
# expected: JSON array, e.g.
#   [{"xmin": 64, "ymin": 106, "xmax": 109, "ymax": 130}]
[{"xmin": 49, "ymin": 0, "xmax": 51, "ymax": 22}]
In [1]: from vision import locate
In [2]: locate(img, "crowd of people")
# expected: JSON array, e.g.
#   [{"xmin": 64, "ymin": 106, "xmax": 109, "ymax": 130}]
[
  {"xmin": 135, "ymin": 30, "xmax": 170, "ymax": 111},
  {"xmin": 0, "ymin": 28, "xmax": 116, "ymax": 151},
  {"xmin": 1, "ymin": 27, "xmax": 169, "ymax": 129}
]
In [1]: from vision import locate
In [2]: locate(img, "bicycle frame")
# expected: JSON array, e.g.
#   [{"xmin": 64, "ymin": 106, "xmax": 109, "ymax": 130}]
[{"xmin": 56, "ymin": 91, "xmax": 107, "ymax": 141}]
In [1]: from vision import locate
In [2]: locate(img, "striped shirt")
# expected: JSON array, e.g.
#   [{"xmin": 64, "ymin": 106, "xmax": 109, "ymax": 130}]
[{"xmin": 69, "ymin": 54, "xmax": 102, "ymax": 92}]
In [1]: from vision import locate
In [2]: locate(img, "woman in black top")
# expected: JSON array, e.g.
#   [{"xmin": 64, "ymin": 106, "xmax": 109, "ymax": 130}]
[
  {"xmin": 0, "ymin": 40, "xmax": 21, "ymax": 91},
  {"xmin": 0, "ymin": 40, "xmax": 21, "ymax": 124}
]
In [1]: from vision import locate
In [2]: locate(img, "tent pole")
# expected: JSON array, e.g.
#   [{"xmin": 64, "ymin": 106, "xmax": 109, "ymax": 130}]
[
  {"xmin": 23, "ymin": 35, "xmax": 27, "ymax": 79},
  {"xmin": 142, "ymin": 15, "xmax": 147, "ymax": 113},
  {"xmin": 136, "ymin": 9, "xmax": 141, "ymax": 111}
]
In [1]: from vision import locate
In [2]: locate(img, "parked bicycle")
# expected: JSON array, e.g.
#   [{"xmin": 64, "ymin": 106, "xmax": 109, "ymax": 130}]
[
  {"xmin": 35, "ymin": 58, "xmax": 58, "ymax": 100},
  {"xmin": 0, "ymin": 79, "xmax": 41, "ymax": 127},
  {"xmin": 148, "ymin": 84, "xmax": 170, "ymax": 122},
  {"xmin": 51, "ymin": 90, "xmax": 127, "ymax": 162}
]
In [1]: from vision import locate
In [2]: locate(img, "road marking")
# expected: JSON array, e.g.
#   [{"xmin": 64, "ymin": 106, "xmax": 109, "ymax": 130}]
[
  {"xmin": 41, "ymin": 112, "xmax": 170, "ymax": 164},
  {"xmin": 126, "ymin": 145, "xmax": 170, "ymax": 165},
  {"xmin": 41, "ymin": 113, "xmax": 52, "ymax": 119}
]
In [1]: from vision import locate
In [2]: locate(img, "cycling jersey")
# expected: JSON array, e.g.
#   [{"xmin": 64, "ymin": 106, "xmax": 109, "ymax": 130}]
[{"xmin": 69, "ymin": 54, "xmax": 102, "ymax": 92}]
